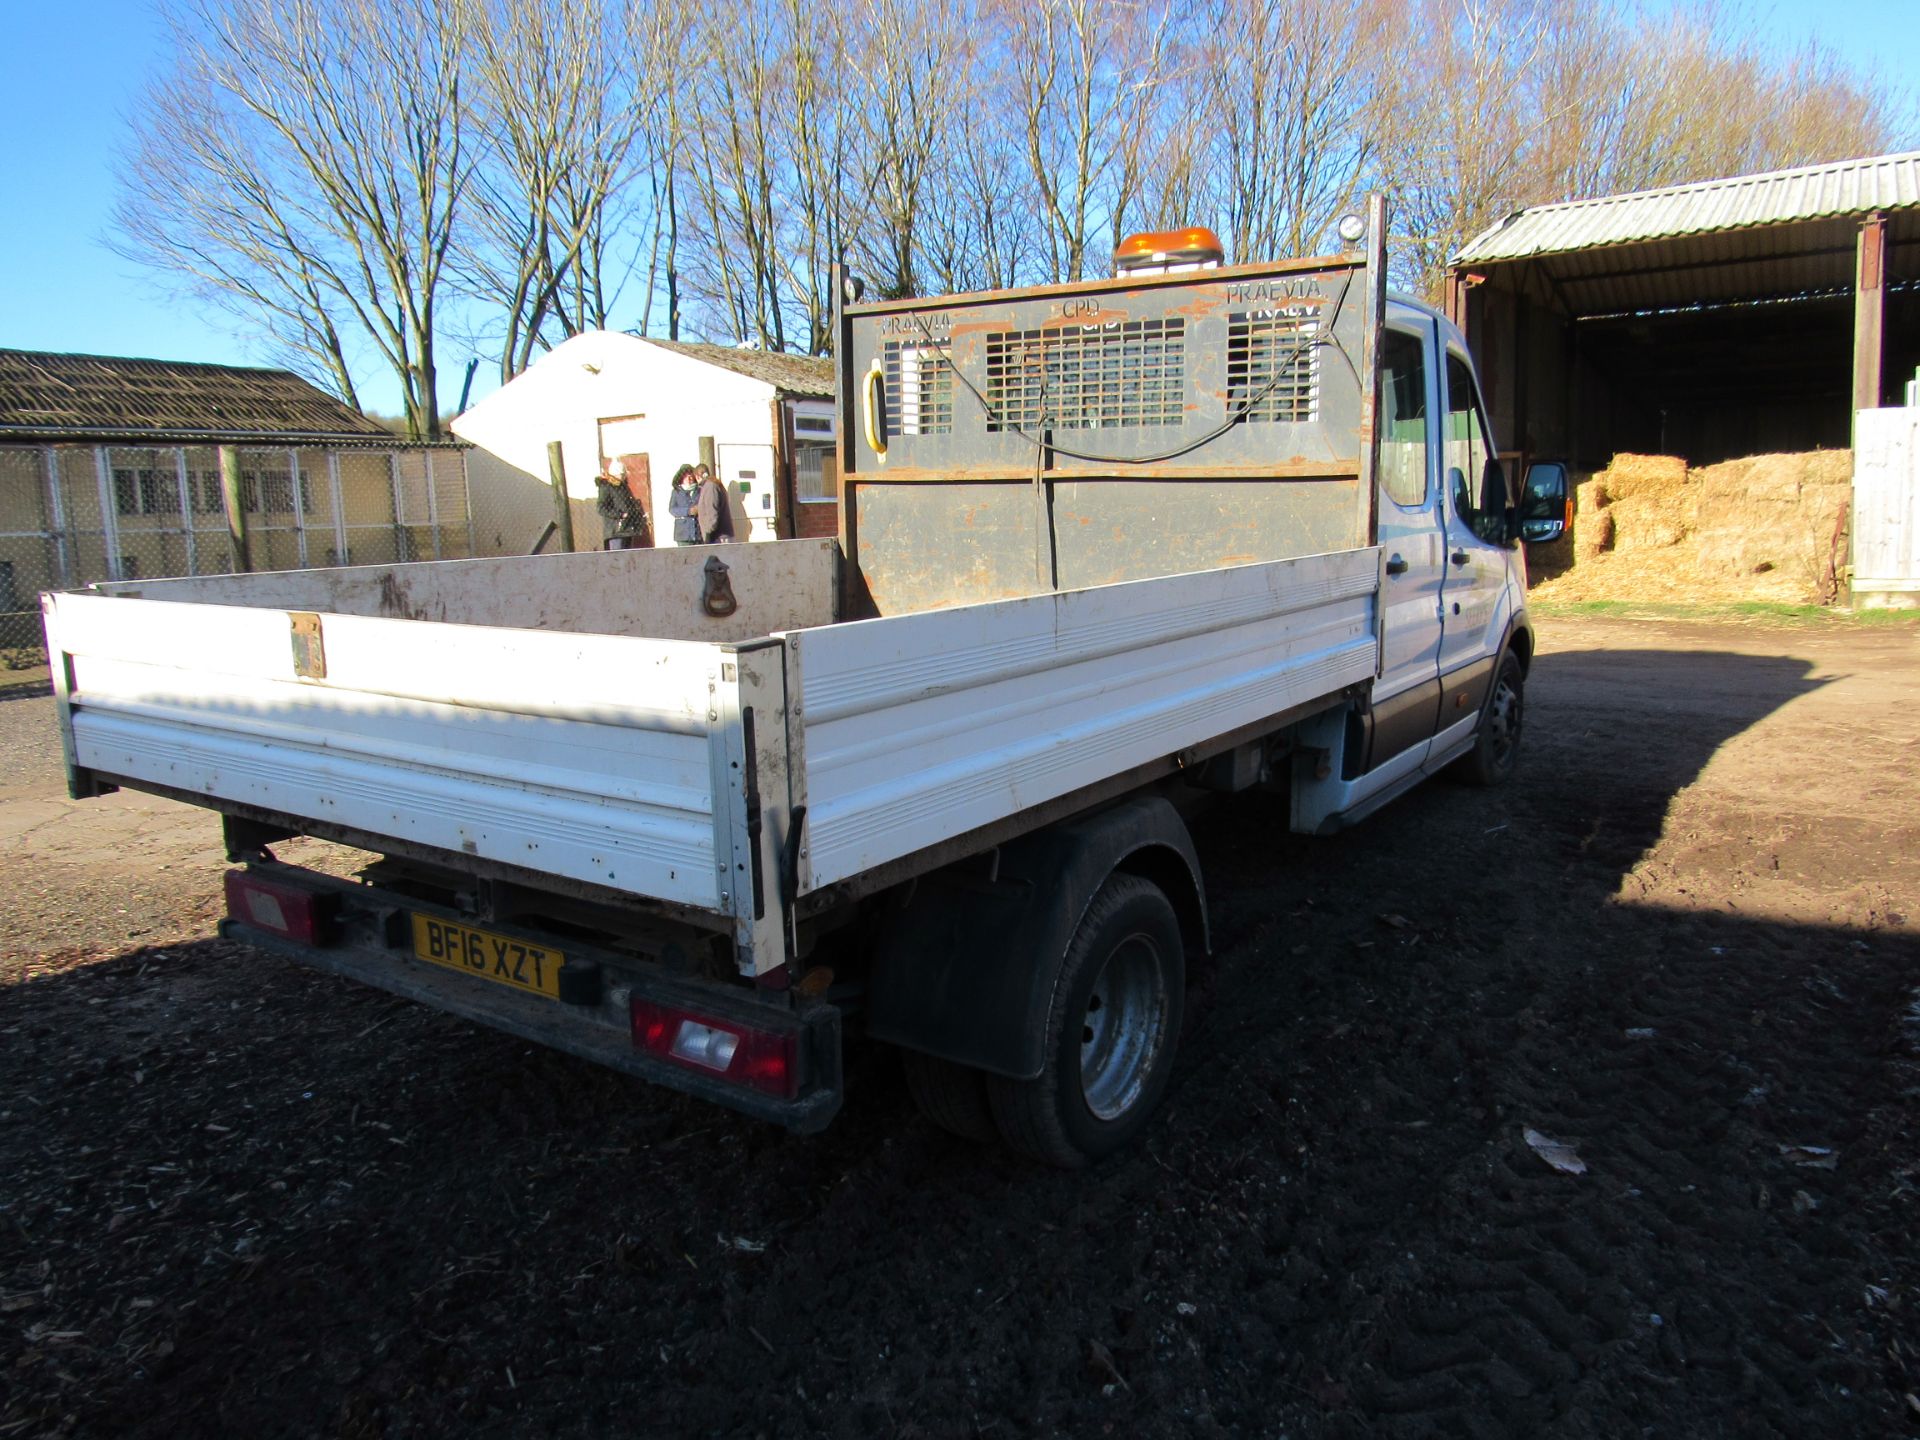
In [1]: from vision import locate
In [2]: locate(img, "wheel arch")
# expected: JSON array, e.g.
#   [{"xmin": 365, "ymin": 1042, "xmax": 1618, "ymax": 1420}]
[
  {"xmin": 1505, "ymin": 612, "xmax": 1536, "ymax": 675},
  {"xmin": 865, "ymin": 794, "xmax": 1206, "ymax": 1081},
  {"xmin": 1113, "ymin": 840, "xmax": 1208, "ymax": 965}
]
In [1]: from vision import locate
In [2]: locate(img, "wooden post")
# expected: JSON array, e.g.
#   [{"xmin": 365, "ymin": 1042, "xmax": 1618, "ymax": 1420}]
[
  {"xmin": 288, "ymin": 447, "xmax": 309, "ymax": 568},
  {"xmin": 424, "ymin": 448, "xmax": 443, "ymax": 559},
  {"xmin": 387, "ymin": 451, "xmax": 408, "ymax": 560},
  {"xmin": 460, "ymin": 451, "xmax": 477, "ymax": 558},
  {"xmin": 172, "ymin": 446, "xmax": 197, "ymax": 577},
  {"xmin": 94, "ymin": 446, "xmax": 124, "ymax": 581},
  {"xmin": 546, "ymin": 440, "xmax": 575, "ymax": 553},
  {"xmin": 220, "ymin": 444, "xmax": 252, "ymax": 572},
  {"xmin": 698, "ymin": 434, "xmax": 717, "ymax": 474},
  {"xmin": 1855, "ymin": 213, "xmax": 1887, "ymax": 416},
  {"xmin": 327, "ymin": 452, "xmax": 348, "ymax": 565},
  {"xmin": 770, "ymin": 398, "xmax": 794, "ymax": 540},
  {"xmin": 41, "ymin": 446, "xmax": 73, "ymax": 587}
]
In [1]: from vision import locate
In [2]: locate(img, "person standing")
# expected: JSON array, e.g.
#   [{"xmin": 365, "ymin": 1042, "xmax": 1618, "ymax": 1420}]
[
  {"xmin": 594, "ymin": 459, "xmax": 651, "ymax": 549},
  {"xmin": 667, "ymin": 464, "xmax": 700, "ymax": 545},
  {"xmin": 693, "ymin": 463, "xmax": 733, "ymax": 544}
]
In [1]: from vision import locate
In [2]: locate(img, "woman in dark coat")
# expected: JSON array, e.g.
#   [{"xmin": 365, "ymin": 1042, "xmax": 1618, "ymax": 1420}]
[{"xmin": 667, "ymin": 463, "xmax": 701, "ymax": 545}]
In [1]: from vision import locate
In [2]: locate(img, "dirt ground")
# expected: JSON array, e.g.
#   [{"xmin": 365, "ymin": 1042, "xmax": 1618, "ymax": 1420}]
[{"xmin": 4, "ymin": 613, "xmax": 1920, "ymax": 1438}]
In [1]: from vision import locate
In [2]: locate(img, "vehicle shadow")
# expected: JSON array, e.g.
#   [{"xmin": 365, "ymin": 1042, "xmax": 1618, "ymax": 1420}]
[
  {"xmin": 5, "ymin": 644, "xmax": 1917, "ymax": 1438},
  {"xmin": 0, "ymin": 675, "xmax": 52, "ymax": 703}
]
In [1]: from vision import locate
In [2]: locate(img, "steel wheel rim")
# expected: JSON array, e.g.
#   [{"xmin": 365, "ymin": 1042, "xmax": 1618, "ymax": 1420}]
[
  {"xmin": 1079, "ymin": 933, "xmax": 1167, "ymax": 1122},
  {"xmin": 1486, "ymin": 675, "xmax": 1521, "ymax": 766}
]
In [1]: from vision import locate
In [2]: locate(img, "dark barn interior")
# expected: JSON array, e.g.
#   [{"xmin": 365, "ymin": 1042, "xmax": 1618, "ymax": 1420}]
[{"xmin": 1448, "ymin": 155, "xmax": 1920, "ymax": 471}]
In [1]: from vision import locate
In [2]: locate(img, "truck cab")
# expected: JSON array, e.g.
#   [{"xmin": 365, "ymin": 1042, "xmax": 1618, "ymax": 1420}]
[{"xmin": 1289, "ymin": 297, "xmax": 1537, "ymax": 834}]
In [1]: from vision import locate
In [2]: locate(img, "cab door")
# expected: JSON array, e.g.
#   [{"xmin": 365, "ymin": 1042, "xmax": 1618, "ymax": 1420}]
[
  {"xmin": 1367, "ymin": 316, "xmax": 1446, "ymax": 773},
  {"xmin": 1436, "ymin": 348, "xmax": 1511, "ymax": 745}
]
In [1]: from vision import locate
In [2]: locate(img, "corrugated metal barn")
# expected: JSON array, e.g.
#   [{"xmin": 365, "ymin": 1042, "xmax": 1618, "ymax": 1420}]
[{"xmin": 1449, "ymin": 151, "xmax": 1919, "ymax": 468}]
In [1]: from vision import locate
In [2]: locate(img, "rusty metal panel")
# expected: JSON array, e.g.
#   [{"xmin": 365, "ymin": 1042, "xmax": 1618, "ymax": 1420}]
[
  {"xmin": 842, "ymin": 254, "xmax": 1371, "ymax": 484},
  {"xmin": 851, "ymin": 483, "xmax": 1048, "ymax": 614},
  {"xmin": 835, "ymin": 215, "xmax": 1394, "ymax": 615},
  {"xmin": 1050, "ymin": 478, "xmax": 1364, "ymax": 591}
]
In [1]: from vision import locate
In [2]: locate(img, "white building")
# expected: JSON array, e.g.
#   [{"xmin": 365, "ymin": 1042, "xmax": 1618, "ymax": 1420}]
[{"xmin": 452, "ymin": 331, "xmax": 837, "ymax": 552}]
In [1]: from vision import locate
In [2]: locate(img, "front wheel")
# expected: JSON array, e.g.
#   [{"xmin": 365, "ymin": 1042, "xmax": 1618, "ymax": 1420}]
[
  {"xmin": 986, "ymin": 874, "xmax": 1184, "ymax": 1167},
  {"xmin": 1459, "ymin": 650, "xmax": 1524, "ymax": 786}
]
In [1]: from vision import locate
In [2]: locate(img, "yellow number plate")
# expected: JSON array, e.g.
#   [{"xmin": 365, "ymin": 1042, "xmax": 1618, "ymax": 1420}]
[{"xmin": 411, "ymin": 914, "xmax": 564, "ymax": 1001}]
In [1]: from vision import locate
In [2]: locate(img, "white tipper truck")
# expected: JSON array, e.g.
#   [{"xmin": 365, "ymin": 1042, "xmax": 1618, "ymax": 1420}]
[{"xmin": 40, "ymin": 203, "xmax": 1569, "ymax": 1166}]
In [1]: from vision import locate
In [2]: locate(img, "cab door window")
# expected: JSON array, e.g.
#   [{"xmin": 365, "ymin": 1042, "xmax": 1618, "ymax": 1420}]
[
  {"xmin": 1443, "ymin": 352, "xmax": 1505, "ymax": 543},
  {"xmin": 1379, "ymin": 328, "xmax": 1428, "ymax": 508}
]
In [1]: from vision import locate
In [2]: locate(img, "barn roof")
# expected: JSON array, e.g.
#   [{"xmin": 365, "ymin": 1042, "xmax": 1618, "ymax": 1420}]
[
  {"xmin": 0, "ymin": 349, "xmax": 397, "ymax": 445},
  {"xmin": 1456, "ymin": 150, "xmax": 1920, "ymax": 265},
  {"xmin": 643, "ymin": 339, "xmax": 835, "ymax": 397},
  {"xmin": 1451, "ymin": 151, "xmax": 1920, "ymax": 317}
]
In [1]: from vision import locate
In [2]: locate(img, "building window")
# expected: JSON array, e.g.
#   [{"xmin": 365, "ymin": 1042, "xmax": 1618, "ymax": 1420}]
[
  {"xmin": 112, "ymin": 467, "xmax": 181, "ymax": 516},
  {"xmin": 240, "ymin": 469, "xmax": 313, "ymax": 516},
  {"xmin": 794, "ymin": 442, "xmax": 836, "ymax": 503},
  {"xmin": 193, "ymin": 472, "xmax": 224, "ymax": 514}
]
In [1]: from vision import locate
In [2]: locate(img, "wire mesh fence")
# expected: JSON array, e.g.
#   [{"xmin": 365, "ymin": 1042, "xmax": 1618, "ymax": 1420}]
[{"xmin": 0, "ymin": 442, "xmax": 474, "ymax": 651}]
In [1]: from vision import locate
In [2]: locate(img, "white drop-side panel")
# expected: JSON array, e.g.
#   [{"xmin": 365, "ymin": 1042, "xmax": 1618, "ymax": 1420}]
[
  {"xmin": 793, "ymin": 547, "xmax": 1380, "ymax": 888},
  {"xmin": 48, "ymin": 593, "xmax": 727, "ymax": 907}
]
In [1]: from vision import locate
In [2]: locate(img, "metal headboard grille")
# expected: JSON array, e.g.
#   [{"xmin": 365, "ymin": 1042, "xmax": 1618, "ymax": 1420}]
[{"xmin": 984, "ymin": 318, "xmax": 1188, "ymax": 432}]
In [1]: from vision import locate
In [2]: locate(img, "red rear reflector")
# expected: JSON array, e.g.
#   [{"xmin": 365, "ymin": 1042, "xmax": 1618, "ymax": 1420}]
[
  {"xmin": 224, "ymin": 871, "xmax": 335, "ymax": 945},
  {"xmin": 631, "ymin": 999, "xmax": 797, "ymax": 1098}
]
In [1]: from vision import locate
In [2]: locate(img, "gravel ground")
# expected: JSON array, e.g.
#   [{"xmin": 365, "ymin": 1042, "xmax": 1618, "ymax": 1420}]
[{"xmin": 3, "ymin": 614, "xmax": 1919, "ymax": 1438}]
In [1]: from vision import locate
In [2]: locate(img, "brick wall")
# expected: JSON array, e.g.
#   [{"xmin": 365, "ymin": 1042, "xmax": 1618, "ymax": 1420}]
[{"xmin": 793, "ymin": 500, "xmax": 839, "ymax": 539}]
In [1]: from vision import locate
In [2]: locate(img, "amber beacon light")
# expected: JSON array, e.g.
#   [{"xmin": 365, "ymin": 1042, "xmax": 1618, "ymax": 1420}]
[{"xmin": 1111, "ymin": 226, "xmax": 1226, "ymax": 276}]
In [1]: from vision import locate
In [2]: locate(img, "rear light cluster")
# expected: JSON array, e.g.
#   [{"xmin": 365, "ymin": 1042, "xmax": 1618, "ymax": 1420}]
[
  {"xmin": 224, "ymin": 870, "xmax": 337, "ymax": 945},
  {"xmin": 631, "ymin": 999, "xmax": 797, "ymax": 1098}
]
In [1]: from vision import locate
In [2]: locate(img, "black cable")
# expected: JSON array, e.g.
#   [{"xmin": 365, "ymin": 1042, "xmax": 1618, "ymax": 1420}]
[{"xmin": 901, "ymin": 267, "xmax": 1357, "ymax": 467}]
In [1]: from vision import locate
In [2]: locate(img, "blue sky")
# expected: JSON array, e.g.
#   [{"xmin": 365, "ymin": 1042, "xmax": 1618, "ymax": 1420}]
[{"xmin": 2, "ymin": 0, "xmax": 1914, "ymax": 416}]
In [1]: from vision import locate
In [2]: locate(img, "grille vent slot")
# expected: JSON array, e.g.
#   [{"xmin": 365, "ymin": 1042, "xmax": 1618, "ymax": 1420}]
[
  {"xmin": 984, "ymin": 318, "xmax": 1186, "ymax": 432},
  {"xmin": 1226, "ymin": 312, "xmax": 1320, "ymax": 423},
  {"xmin": 882, "ymin": 341, "xmax": 954, "ymax": 437}
]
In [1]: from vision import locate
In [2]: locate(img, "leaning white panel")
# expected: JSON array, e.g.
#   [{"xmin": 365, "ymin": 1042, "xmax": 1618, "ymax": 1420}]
[{"xmin": 792, "ymin": 548, "xmax": 1380, "ymax": 889}]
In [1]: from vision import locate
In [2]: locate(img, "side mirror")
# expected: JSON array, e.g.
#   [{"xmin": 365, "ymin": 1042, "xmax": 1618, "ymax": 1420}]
[{"xmin": 1518, "ymin": 461, "xmax": 1570, "ymax": 543}]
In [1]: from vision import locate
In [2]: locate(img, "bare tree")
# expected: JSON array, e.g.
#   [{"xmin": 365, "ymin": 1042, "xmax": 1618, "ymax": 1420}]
[
  {"xmin": 1376, "ymin": 0, "xmax": 1548, "ymax": 298},
  {"xmin": 115, "ymin": 79, "xmax": 367, "ymax": 406},
  {"xmin": 777, "ymin": 0, "xmax": 857, "ymax": 351},
  {"xmin": 120, "ymin": 0, "xmax": 1910, "ymax": 406},
  {"xmin": 1192, "ymin": 0, "xmax": 1387, "ymax": 263},
  {"xmin": 457, "ymin": 0, "xmax": 648, "ymax": 382},
  {"xmin": 681, "ymin": 0, "xmax": 792, "ymax": 348},
  {"xmin": 119, "ymin": 0, "xmax": 470, "ymax": 437},
  {"xmin": 918, "ymin": 44, "xmax": 1034, "ymax": 294},
  {"xmin": 1000, "ymin": 0, "xmax": 1176, "ymax": 283},
  {"xmin": 630, "ymin": 0, "xmax": 694, "ymax": 343},
  {"xmin": 849, "ymin": 0, "xmax": 969, "ymax": 300}
]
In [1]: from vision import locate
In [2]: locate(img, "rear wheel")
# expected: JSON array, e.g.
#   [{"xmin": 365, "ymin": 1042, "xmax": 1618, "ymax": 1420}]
[
  {"xmin": 901, "ymin": 1050, "xmax": 997, "ymax": 1142},
  {"xmin": 1459, "ymin": 651, "xmax": 1524, "ymax": 786},
  {"xmin": 986, "ymin": 874, "xmax": 1183, "ymax": 1167}
]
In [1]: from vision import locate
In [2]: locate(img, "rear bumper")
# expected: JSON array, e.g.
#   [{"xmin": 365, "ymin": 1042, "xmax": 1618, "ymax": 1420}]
[{"xmin": 219, "ymin": 871, "xmax": 842, "ymax": 1134}]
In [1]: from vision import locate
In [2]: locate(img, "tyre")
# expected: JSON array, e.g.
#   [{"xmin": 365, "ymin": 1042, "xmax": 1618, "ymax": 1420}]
[
  {"xmin": 901, "ymin": 1049, "xmax": 997, "ymax": 1143},
  {"xmin": 1458, "ymin": 650, "xmax": 1524, "ymax": 787},
  {"xmin": 986, "ymin": 873, "xmax": 1184, "ymax": 1167}
]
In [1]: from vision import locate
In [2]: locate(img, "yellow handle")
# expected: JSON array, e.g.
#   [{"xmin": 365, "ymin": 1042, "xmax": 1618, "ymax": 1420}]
[{"xmin": 862, "ymin": 360, "xmax": 887, "ymax": 463}]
